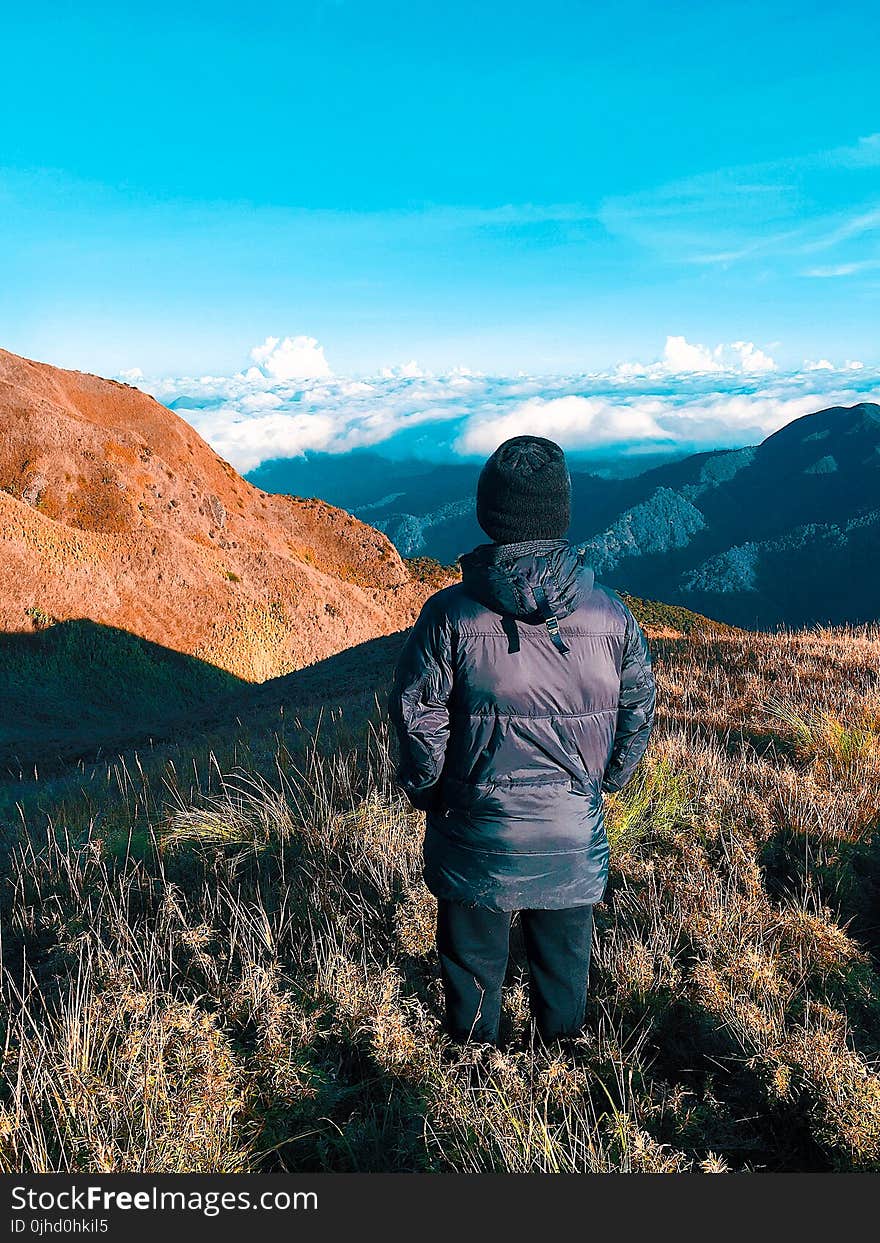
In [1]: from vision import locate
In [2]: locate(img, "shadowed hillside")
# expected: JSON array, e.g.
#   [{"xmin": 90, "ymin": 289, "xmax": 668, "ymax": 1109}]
[{"xmin": 0, "ymin": 620, "xmax": 245, "ymax": 772}]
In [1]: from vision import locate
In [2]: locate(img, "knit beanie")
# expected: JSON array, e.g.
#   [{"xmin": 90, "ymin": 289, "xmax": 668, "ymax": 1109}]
[{"xmin": 476, "ymin": 435, "xmax": 571, "ymax": 544}]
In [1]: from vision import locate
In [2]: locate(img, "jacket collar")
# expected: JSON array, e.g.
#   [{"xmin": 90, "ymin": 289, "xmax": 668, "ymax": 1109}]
[{"xmin": 459, "ymin": 539, "xmax": 594, "ymax": 621}]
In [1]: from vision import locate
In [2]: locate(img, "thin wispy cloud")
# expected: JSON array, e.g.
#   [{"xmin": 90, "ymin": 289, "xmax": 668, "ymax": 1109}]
[
  {"xmin": 598, "ymin": 135, "xmax": 880, "ymax": 280},
  {"xmin": 5, "ymin": 124, "xmax": 880, "ymax": 383},
  {"xmin": 802, "ymin": 258, "xmax": 880, "ymax": 278},
  {"xmin": 821, "ymin": 132, "xmax": 880, "ymax": 169},
  {"xmin": 798, "ymin": 208, "xmax": 880, "ymax": 254},
  {"xmin": 4, "ymin": 2, "xmax": 880, "ymax": 385}
]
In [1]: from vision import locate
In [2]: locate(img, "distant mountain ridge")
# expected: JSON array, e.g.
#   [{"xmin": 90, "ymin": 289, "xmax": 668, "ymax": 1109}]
[
  {"xmin": 250, "ymin": 403, "xmax": 880, "ymax": 628},
  {"xmin": 592, "ymin": 402, "xmax": 880, "ymax": 626}
]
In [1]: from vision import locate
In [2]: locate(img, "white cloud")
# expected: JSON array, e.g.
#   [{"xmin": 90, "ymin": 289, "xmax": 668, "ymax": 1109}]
[
  {"xmin": 617, "ymin": 335, "xmax": 777, "ymax": 378},
  {"xmin": 663, "ymin": 335, "xmax": 724, "ymax": 373},
  {"xmin": 651, "ymin": 392, "xmax": 836, "ymax": 438},
  {"xmin": 661, "ymin": 335, "xmax": 777, "ymax": 374},
  {"xmin": 806, "ymin": 357, "xmax": 866, "ymax": 372},
  {"xmin": 118, "ymin": 366, "xmax": 144, "ymax": 382},
  {"xmin": 129, "ymin": 335, "xmax": 880, "ymax": 473},
  {"xmin": 200, "ymin": 409, "xmax": 340, "ymax": 469},
  {"xmin": 728, "ymin": 341, "xmax": 777, "ymax": 373},
  {"xmin": 249, "ymin": 335, "xmax": 332, "ymax": 380},
  {"xmin": 455, "ymin": 395, "xmax": 668, "ymax": 456},
  {"xmin": 236, "ymin": 390, "xmax": 283, "ymax": 412},
  {"xmin": 380, "ymin": 360, "xmax": 426, "ymax": 379}
]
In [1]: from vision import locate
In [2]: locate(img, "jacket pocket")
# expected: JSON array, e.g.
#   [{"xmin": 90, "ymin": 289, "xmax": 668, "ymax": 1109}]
[
  {"xmin": 569, "ymin": 771, "xmax": 603, "ymax": 814},
  {"xmin": 565, "ymin": 753, "xmax": 601, "ymax": 797}
]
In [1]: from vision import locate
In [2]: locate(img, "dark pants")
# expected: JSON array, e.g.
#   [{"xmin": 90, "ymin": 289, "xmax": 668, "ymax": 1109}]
[{"xmin": 436, "ymin": 900, "xmax": 593, "ymax": 1044}]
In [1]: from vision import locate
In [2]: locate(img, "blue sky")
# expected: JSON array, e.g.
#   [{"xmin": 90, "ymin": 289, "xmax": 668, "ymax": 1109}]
[{"xmin": 3, "ymin": 1, "xmax": 880, "ymax": 462}]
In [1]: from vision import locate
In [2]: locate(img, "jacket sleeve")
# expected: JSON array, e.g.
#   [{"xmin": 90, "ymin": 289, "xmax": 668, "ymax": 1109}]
[
  {"xmin": 388, "ymin": 597, "xmax": 454, "ymax": 811},
  {"xmin": 602, "ymin": 606, "xmax": 655, "ymax": 793}
]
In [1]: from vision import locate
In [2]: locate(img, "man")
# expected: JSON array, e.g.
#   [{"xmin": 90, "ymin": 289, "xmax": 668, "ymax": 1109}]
[{"xmin": 389, "ymin": 435, "xmax": 655, "ymax": 1044}]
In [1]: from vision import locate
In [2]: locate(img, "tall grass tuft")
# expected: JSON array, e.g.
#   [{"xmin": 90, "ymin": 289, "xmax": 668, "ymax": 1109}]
[{"xmin": 604, "ymin": 756, "xmax": 692, "ymax": 856}]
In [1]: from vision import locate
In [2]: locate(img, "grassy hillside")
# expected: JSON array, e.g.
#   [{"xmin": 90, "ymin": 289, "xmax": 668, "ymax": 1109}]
[
  {"xmin": 619, "ymin": 592, "xmax": 738, "ymax": 637},
  {"xmin": 0, "ymin": 346, "xmax": 434, "ymax": 684},
  {"xmin": 1, "ymin": 623, "xmax": 880, "ymax": 1172}
]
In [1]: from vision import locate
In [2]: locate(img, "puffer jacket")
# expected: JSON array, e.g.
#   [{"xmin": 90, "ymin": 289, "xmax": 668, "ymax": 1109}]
[{"xmin": 389, "ymin": 539, "xmax": 655, "ymax": 911}]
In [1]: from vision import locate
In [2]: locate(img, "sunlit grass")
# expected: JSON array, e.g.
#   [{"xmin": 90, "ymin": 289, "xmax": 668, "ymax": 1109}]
[{"xmin": 604, "ymin": 756, "xmax": 692, "ymax": 856}]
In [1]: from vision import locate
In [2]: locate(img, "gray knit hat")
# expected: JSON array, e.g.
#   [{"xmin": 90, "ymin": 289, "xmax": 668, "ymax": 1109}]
[{"xmin": 476, "ymin": 435, "xmax": 571, "ymax": 544}]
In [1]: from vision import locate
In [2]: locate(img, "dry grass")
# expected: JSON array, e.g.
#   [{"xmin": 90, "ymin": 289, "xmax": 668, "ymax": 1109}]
[{"xmin": 2, "ymin": 625, "xmax": 880, "ymax": 1172}]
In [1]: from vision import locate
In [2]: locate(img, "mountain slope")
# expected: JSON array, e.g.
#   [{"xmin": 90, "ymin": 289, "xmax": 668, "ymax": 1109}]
[
  {"xmin": 253, "ymin": 403, "xmax": 880, "ymax": 628},
  {"xmin": 0, "ymin": 349, "xmax": 434, "ymax": 680},
  {"xmin": 604, "ymin": 403, "xmax": 880, "ymax": 626}
]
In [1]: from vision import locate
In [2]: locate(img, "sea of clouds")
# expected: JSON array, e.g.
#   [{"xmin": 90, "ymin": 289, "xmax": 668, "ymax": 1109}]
[{"xmin": 122, "ymin": 335, "xmax": 880, "ymax": 473}]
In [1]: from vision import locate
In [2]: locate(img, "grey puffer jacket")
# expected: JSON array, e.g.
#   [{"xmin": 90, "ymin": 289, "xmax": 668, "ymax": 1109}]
[{"xmin": 389, "ymin": 539, "xmax": 655, "ymax": 911}]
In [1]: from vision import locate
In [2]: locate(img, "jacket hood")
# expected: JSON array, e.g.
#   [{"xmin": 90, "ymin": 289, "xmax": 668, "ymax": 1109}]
[{"xmin": 459, "ymin": 539, "xmax": 594, "ymax": 622}]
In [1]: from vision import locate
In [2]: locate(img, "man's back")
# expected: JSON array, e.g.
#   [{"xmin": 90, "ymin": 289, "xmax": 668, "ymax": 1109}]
[{"xmin": 390, "ymin": 538, "xmax": 654, "ymax": 911}]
